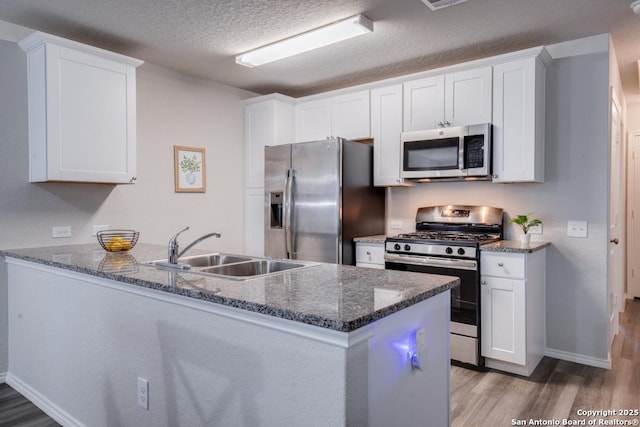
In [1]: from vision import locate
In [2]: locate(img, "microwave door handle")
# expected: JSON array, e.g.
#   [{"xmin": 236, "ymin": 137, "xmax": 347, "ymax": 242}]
[{"xmin": 459, "ymin": 137, "xmax": 465, "ymax": 172}]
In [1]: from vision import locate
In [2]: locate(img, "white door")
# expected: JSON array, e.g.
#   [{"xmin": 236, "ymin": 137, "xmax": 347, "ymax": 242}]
[
  {"xmin": 628, "ymin": 133, "xmax": 640, "ymax": 299},
  {"xmin": 608, "ymin": 89, "xmax": 624, "ymax": 345}
]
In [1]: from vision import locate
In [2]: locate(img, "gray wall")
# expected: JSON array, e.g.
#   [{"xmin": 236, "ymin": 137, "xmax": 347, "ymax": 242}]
[
  {"xmin": 387, "ymin": 51, "xmax": 611, "ymax": 363},
  {"xmin": 0, "ymin": 39, "xmax": 255, "ymax": 374}
]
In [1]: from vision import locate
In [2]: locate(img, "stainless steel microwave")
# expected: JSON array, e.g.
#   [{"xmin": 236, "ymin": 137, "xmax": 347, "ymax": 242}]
[{"xmin": 401, "ymin": 123, "xmax": 492, "ymax": 180}]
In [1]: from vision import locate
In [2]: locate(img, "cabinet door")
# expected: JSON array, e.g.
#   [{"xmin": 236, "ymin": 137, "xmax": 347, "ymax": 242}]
[
  {"xmin": 295, "ymin": 99, "xmax": 332, "ymax": 142},
  {"xmin": 331, "ymin": 90, "xmax": 370, "ymax": 140},
  {"xmin": 403, "ymin": 75, "xmax": 445, "ymax": 131},
  {"xmin": 244, "ymin": 188, "xmax": 265, "ymax": 257},
  {"xmin": 371, "ymin": 84, "xmax": 407, "ymax": 186},
  {"xmin": 245, "ymin": 98, "xmax": 295, "ymax": 188},
  {"xmin": 445, "ymin": 67, "xmax": 492, "ymax": 126},
  {"xmin": 492, "ymin": 58, "xmax": 545, "ymax": 183},
  {"xmin": 481, "ymin": 276, "xmax": 526, "ymax": 364},
  {"xmin": 46, "ymin": 46, "xmax": 137, "ymax": 183},
  {"xmin": 355, "ymin": 242, "xmax": 385, "ymax": 266},
  {"xmin": 245, "ymin": 102, "xmax": 275, "ymax": 188}
]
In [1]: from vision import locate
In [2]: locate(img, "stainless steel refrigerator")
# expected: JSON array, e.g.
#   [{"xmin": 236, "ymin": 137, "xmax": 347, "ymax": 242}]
[{"xmin": 264, "ymin": 138, "xmax": 385, "ymax": 265}]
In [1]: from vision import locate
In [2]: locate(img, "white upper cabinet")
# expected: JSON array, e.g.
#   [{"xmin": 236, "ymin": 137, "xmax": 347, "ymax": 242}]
[
  {"xmin": 19, "ymin": 32, "xmax": 143, "ymax": 184},
  {"xmin": 295, "ymin": 90, "xmax": 370, "ymax": 142},
  {"xmin": 403, "ymin": 67, "xmax": 492, "ymax": 131},
  {"xmin": 295, "ymin": 98, "xmax": 332, "ymax": 142},
  {"xmin": 371, "ymin": 84, "xmax": 409, "ymax": 187},
  {"xmin": 244, "ymin": 95, "xmax": 295, "ymax": 188},
  {"xmin": 492, "ymin": 51, "xmax": 549, "ymax": 183}
]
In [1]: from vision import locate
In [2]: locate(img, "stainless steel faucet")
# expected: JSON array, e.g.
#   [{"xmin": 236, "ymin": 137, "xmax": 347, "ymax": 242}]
[{"xmin": 167, "ymin": 226, "xmax": 222, "ymax": 265}]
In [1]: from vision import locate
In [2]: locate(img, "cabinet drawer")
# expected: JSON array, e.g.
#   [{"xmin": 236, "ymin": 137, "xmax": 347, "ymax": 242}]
[
  {"xmin": 481, "ymin": 252, "xmax": 525, "ymax": 279},
  {"xmin": 356, "ymin": 262, "xmax": 385, "ymax": 270},
  {"xmin": 355, "ymin": 243, "xmax": 385, "ymax": 265}
]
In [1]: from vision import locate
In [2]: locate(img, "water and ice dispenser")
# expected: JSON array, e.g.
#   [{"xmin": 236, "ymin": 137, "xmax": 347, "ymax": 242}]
[{"xmin": 269, "ymin": 192, "xmax": 283, "ymax": 229}]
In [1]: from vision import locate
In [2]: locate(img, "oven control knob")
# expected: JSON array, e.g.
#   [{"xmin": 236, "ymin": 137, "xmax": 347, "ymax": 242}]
[
  {"xmin": 445, "ymin": 247, "xmax": 453, "ymax": 255},
  {"xmin": 394, "ymin": 243, "xmax": 401, "ymax": 251},
  {"xmin": 404, "ymin": 244, "xmax": 411, "ymax": 251},
  {"xmin": 457, "ymin": 248, "xmax": 466, "ymax": 256}
]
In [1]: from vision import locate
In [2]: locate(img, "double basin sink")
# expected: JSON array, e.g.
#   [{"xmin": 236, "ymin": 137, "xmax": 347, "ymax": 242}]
[{"xmin": 147, "ymin": 253, "xmax": 316, "ymax": 280}]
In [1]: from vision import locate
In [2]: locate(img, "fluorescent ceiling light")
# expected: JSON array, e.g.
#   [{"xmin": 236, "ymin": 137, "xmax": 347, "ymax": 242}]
[{"xmin": 236, "ymin": 14, "xmax": 373, "ymax": 68}]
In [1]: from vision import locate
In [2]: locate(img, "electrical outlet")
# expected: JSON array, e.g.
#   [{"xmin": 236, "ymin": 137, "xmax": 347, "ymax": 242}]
[
  {"xmin": 528, "ymin": 224, "xmax": 543, "ymax": 235},
  {"xmin": 92, "ymin": 225, "xmax": 109, "ymax": 236},
  {"xmin": 567, "ymin": 220, "xmax": 588, "ymax": 238},
  {"xmin": 52, "ymin": 226, "xmax": 72, "ymax": 239},
  {"xmin": 390, "ymin": 220, "xmax": 403, "ymax": 230},
  {"xmin": 137, "ymin": 377, "xmax": 149, "ymax": 410}
]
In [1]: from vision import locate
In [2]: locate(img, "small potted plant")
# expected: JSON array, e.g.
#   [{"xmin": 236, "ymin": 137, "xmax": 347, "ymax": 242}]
[{"xmin": 509, "ymin": 213, "xmax": 542, "ymax": 245}]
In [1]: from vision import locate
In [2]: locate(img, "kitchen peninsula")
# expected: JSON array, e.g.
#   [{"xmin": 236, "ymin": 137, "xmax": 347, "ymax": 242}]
[{"xmin": 1, "ymin": 243, "xmax": 458, "ymax": 427}]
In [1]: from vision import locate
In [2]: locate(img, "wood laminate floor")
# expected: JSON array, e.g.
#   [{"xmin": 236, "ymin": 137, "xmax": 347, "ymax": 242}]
[
  {"xmin": 0, "ymin": 299, "xmax": 638, "ymax": 427},
  {"xmin": 452, "ymin": 298, "xmax": 640, "ymax": 426},
  {"xmin": 0, "ymin": 383, "xmax": 60, "ymax": 427}
]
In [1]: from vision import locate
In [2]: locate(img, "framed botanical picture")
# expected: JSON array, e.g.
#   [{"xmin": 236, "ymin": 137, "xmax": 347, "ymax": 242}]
[{"xmin": 174, "ymin": 145, "xmax": 206, "ymax": 192}]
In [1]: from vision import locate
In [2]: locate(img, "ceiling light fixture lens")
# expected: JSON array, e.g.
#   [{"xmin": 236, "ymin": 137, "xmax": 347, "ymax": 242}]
[{"xmin": 235, "ymin": 14, "xmax": 373, "ymax": 68}]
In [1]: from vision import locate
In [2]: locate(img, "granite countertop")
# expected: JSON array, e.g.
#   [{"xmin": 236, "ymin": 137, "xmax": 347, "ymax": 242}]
[
  {"xmin": 481, "ymin": 240, "xmax": 550, "ymax": 253},
  {"xmin": 353, "ymin": 235, "xmax": 387, "ymax": 244},
  {"xmin": 0, "ymin": 243, "xmax": 459, "ymax": 333}
]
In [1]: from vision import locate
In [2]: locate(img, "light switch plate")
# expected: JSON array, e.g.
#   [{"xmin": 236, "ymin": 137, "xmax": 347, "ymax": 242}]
[{"xmin": 567, "ymin": 220, "xmax": 588, "ymax": 238}]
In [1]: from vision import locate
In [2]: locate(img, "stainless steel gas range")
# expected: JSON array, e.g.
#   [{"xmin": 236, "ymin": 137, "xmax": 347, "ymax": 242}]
[{"xmin": 384, "ymin": 205, "xmax": 504, "ymax": 368}]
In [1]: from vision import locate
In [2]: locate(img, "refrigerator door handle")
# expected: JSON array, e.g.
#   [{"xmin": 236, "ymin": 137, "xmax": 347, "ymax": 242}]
[
  {"xmin": 288, "ymin": 170, "xmax": 296, "ymax": 259},
  {"xmin": 284, "ymin": 169, "xmax": 294, "ymax": 259}
]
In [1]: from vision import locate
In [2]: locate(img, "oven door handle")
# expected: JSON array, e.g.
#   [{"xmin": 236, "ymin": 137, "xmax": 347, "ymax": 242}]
[{"xmin": 384, "ymin": 253, "xmax": 477, "ymax": 271}]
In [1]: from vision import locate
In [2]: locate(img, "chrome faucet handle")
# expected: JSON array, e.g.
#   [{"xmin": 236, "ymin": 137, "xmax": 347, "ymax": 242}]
[{"xmin": 168, "ymin": 226, "xmax": 189, "ymax": 264}]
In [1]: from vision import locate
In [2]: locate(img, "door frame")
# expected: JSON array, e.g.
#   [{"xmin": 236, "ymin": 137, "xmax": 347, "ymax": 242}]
[
  {"xmin": 627, "ymin": 131, "xmax": 640, "ymax": 299},
  {"xmin": 608, "ymin": 88, "xmax": 625, "ymax": 350}
]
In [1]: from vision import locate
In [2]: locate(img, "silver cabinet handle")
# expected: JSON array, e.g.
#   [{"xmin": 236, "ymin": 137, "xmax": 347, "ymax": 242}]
[
  {"xmin": 481, "ymin": 280, "xmax": 487, "ymax": 286},
  {"xmin": 437, "ymin": 121, "xmax": 444, "ymax": 127},
  {"xmin": 444, "ymin": 120, "xmax": 451, "ymax": 126},
  {"xmin": 366, "ymin": 251, "xmax": 371, "ymax": 255},
  {"xmin": 497, "ymin": 262, "xmax": 504, "ymax": 267}
]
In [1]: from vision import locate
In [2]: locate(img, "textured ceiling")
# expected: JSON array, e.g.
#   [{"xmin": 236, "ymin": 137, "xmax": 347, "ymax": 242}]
[{"xmin": 0, "ymin": 0, "xmax": 639, "ymax": 98}]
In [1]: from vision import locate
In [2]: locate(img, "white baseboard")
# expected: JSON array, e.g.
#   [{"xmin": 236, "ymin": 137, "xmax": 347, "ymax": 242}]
[
  {"xmin": 545, "ymin": 347, "xmax": 611, "ymax": 369},
  {"xmin": 0, "ymin": 372, "xmax": 6, "ymax": 383},
  {"xmin": 6, "ymin": 373, "xmax": 85, "ymax": 427}
]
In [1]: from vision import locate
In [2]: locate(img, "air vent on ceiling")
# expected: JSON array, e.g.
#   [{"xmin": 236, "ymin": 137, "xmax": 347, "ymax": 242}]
[{"xmin": 421, "ymin": 0, "xmax": 469, "ymax": 11}]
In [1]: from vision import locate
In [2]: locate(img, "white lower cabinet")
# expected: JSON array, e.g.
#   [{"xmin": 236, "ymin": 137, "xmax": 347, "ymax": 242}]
[
  {"xmin": 481, "ymin": 249, "xmax": 545, "ymax": 376},
  {"xmin": 355, "ymin": 242, "xmax": 385, "ymax": 269}
]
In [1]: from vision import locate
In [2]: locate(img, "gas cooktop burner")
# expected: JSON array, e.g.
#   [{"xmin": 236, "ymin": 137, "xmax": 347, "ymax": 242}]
[{"xmin": 395, "ymin": 231, "xmax": 500, "ymax": 244}]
